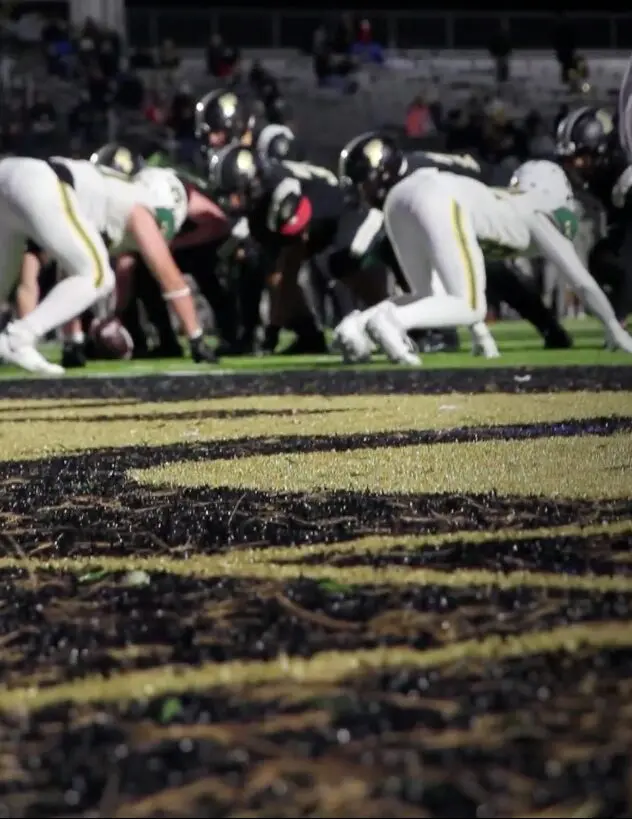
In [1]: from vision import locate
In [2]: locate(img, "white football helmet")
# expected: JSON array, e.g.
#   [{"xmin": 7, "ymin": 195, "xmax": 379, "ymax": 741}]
[
  {"xmin": 510, "ymin": 160, "xmax": 576, "ymax": 210},
  {"xmin": 133, "ymin": 167, "xmax": 188, "ymax": 235}
]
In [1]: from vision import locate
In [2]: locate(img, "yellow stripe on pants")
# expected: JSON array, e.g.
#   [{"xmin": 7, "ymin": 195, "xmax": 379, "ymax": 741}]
[
  {"xmin": 450, "ymin": 199, "xmax": 477, "ymax": 311},
  {"xmin": 57, "ymin": 180, "xmax": 105, "ymax": 289}
]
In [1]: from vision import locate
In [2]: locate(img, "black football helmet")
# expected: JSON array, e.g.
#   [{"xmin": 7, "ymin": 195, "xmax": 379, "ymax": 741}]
[
  {"xmin": 338, "ymin": 131, "xmax": 404, "ymax": 206},
  {"xmin": 89, "ymin": 143, "xmax": 145, "ymax": 176},
  {"xmin": 195, "ymin": 89, "xmax": 248, "ymax": 153},
  {"xmin": 255, "ymin": 123, "xmax": 296, "ymax": 161},
  {"xmin": 555, "ymin": 106, "xmax": 622, "ymax": 185},
  {"xmin": 206, "ymin": 144, "xmax": 262, "ymax": 213}
]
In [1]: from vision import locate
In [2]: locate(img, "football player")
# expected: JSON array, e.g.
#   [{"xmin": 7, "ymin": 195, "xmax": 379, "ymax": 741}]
[
  {"xmin": 194, "ymin": 89, "xmax": 250, "ymax": 160},
  {"xmin": 345, "ymin": 157, "xmax": 632, "ymax": 365},
  {"xmin": 91, "ymin": 143, "xmax": 240, "ymax": 361},
  {"xmin": 333, "ymin": 131, "xmax": 571, "ymax": 362},
  {"xmin": 194, "ymin": 89, "xmax": 328, "ymax": 352},
  {"xmin": 206, "ymin": 144, "xmax": 354, "ymax": 353},
  {"xmin": 194, "ymin": 87, "xmax": 299, "ymax": 164},
  {"xmin": 556, "ymin": 105, "xmax": 632, "ymax": 328},
  {"xmin": 0, "ymin": 155, "xmax": 204, "ymax": 374}
]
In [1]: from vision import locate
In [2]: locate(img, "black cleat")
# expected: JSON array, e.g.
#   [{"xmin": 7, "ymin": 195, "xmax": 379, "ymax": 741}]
[
  {"xmin": 543, "ymin": 327, "xmax": 573, "ymax": 349},
  {"xmin": 61, "ymin": 341, "xmax": 86, "ymax": 368}
]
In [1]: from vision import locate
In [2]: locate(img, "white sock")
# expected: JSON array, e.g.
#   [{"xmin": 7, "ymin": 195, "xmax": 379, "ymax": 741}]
[
  {"xmin": 12, "ymin": 277, "xmax": 99, "ymax": 342},
  {"xmin": 393, "ymin": 295, "xmax": 480, "ymax": 332}
]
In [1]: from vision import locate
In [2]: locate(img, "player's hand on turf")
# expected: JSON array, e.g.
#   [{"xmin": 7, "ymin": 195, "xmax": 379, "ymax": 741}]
[{"xmin": 189, "ymin": 335, "xmax": 219, "ymax": 363}]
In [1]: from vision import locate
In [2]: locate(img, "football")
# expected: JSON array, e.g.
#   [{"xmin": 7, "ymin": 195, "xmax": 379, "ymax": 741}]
[{"xmin": 88, "ymin": 316, "xmax": 134, "ymax": 360}]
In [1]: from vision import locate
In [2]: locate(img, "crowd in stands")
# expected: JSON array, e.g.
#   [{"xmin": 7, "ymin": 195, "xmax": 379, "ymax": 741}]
[{"xmin": 0, "ymin": 7, "xmax": 594, "ymax": 177}]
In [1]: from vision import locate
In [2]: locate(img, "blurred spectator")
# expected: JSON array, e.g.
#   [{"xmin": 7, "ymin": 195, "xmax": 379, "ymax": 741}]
[
  {"xmin": 249, "ymin": 60, "xmax": 267, "ymax": 91},
  {"xmin": 28, "ymin": 91, "xmax": 56, "ymax": 136},
  {"xmin": 524, "ymin": 111, "xmax": 556, "ymax": 158},
  {"xmin": 488, "ymin": 19, "xmax": 512, "ymax": 85},
  {"xmin": 87, "ymin": 63, "xmax": 115, "ymax": 109},
  {"xmin": 115, "ymin": 68, "xmax": 145, "ymax": 111},
  {"xmin": 75, "ymin": 17, "xmax": 101, "ymax": 71},
  {"xmin": 445, "ymin": 107, "xmax": 481, "ymax": 153},
  {"xmin": 0, "ymin": 93, "xmax": 25, "ymax": 154},
  {"xmin": 351, "ymin": 19, "xmax": 384, "ymax": 65},
  {"xmin": 68, "ymin": 89, "xmax": 98, "ymax": 151},
  {"xmin": 312, "ymin": 21, "xmax": 358, "ymax": 92},
  {"xmin": 569, "ymin": 54, "xmax": 590, "ymax": 94},
  {"xmin": 158, "ymin": 39, "xmax": 180, "ymax": 71},
  {"xmin": 405, "ymin": 95, "xmax": 436, "ymax": 139},
  {"xmin": 312, "ymin": 25, "xmax": 331, "ymax": 84},
  {"xmin": 206, "ymin": 34, "xmax": 240, "ymax": 79},
  {"xmin": 168, "ymin": 83, "xmax": 196, "ymax": 163},
  {"xmin": 479, "ymin": 99, "xmax": 527, "ymax": 168},
  {"xmin": 42, "ymin": 17, "xmax": 72, "ymax": 79},
  {"xmin": 97, "ymin": 27, "xmax": 121, "ymax": 79},
  {"xmin": 144, "ymin": 92, "xmax": 167, "ymax": 126},
  {"xmin": 129, "ymin": 47, "xmax": 155, "ymax": 70},
  {"xmin": 331, "ymin": 13, "xmax": 354, "ymax": 57},
  {"xmin": 552, "ymin": 12, "xmax": 576, "ymax": 86}
]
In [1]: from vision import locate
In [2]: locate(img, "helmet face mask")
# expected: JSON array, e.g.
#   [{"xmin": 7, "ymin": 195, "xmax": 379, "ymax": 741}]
[
  {"xmin": 195, "ymin": 91, "xmax": 248, "ymax": 155},
  {"xmin": 555, "ymin": 107, "xmax": 617, "ymax": 187},
  {"xmin": 207, "ymin": 145, "xmax": 261, "ymax": 215}
]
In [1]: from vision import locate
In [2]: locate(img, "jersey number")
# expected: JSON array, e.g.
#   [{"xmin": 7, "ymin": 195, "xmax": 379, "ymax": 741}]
[
  {"xmin": 283, "ymin": 160, "xmax": 338, "ymax": 186},
  {"xmin": 155, "ymin": 207, "xmax": 176, "ymax": 241}
]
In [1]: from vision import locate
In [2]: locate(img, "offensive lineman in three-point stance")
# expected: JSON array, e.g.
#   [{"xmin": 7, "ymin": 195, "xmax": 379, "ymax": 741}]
[{"xmin": 0, "ymin": 155, "xmax": 211, "ymax": 374}]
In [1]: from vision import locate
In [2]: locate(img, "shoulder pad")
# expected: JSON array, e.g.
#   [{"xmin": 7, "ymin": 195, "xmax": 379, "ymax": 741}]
[{"xmin": 266, "ymin": 175, "xmax": 303, "ymax": 233}]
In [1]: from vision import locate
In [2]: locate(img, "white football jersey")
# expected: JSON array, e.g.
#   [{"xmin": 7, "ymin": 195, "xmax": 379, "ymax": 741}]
[
  {"xmin": 49, "ymin": 158, "xmax": 140, "ymax": 250},
  {"xmin": 50, "ymin": 159, "xmax": 188, "ymax": 254},
  {"xmin": 416, "ymin": 170, "xmax": 580, "ymax": 261},
  {"xmin": 115, "ymin": 167, "xmax": 189, "ymax": 254}
]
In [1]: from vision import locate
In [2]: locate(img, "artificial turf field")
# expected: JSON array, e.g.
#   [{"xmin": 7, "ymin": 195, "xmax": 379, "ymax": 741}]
[{"xmin": 1, "ymin": 318, "xmax": 632, "ymax": 817}]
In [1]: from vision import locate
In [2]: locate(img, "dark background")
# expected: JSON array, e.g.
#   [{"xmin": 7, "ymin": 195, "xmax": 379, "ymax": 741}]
[{"xmin": 11, "ymin": 3, "xmax": 630, "ymax": 50}]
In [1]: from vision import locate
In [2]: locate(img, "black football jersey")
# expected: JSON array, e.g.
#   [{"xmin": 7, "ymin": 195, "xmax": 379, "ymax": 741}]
[
  {"xmin": 246, "ymin": 162, "xmax": 345, "ymax": 257},
  {"xmin": 586, "ymin": 160, "xmax": 632, "ymax": 241},
  {"xmin": 402, "ymin": 149, "xmax": 491, "ymax": 184}
]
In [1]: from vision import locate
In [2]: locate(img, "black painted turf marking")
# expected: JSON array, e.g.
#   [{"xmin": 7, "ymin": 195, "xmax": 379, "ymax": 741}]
[{"xmin": 1, "ymin": 365, "xmax": 631, "ymax": 400}]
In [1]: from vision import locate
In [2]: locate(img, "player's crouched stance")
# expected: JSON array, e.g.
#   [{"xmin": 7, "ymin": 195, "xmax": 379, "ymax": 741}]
[
  {"xmin": 347, "ymin": 159, "xmax": 632, "ymax": 365},
  {"xmin": 0, "ymin": 157, "xmax": 116, "ymax": 374},
  {"xmin": 0, "ymin": 157, "xmax": 213, "ymax": 374}
]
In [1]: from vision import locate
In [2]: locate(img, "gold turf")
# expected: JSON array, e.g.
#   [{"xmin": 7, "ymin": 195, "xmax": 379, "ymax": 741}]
[
  {"xmin": 132, "ymin": 433, "xmax": 632, "ymax": 499},
  {"xmin": 0, "ymin": 392, "xmax": 629, "ymax": 460},
  {"xmin": 2, "ymin": 621, "xmax": 631, "ymax": 713},
  {"xmin": 1, "ymin": 391, "xmax": 631, "ymax": 734}
]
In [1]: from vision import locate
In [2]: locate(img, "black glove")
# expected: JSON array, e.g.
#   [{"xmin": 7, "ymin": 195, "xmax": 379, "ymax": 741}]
[{"xmin": 189, "ymin": 335, "xmax": 219, "ymax": 363}]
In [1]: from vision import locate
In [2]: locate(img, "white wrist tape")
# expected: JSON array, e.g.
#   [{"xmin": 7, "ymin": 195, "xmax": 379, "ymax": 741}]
[{"xmin": 163, "ymin": 287, "xmax": 191, "ymax": 302}]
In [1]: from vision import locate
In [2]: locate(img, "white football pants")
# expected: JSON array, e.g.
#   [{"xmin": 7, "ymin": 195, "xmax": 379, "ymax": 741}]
[
  {"xmin": 383, "ymin": 171, "xmax": 487, "ymax": 330},
  {"xmin": 0, "ymin": 157, "xmax": 115, "ymax": 341}
]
